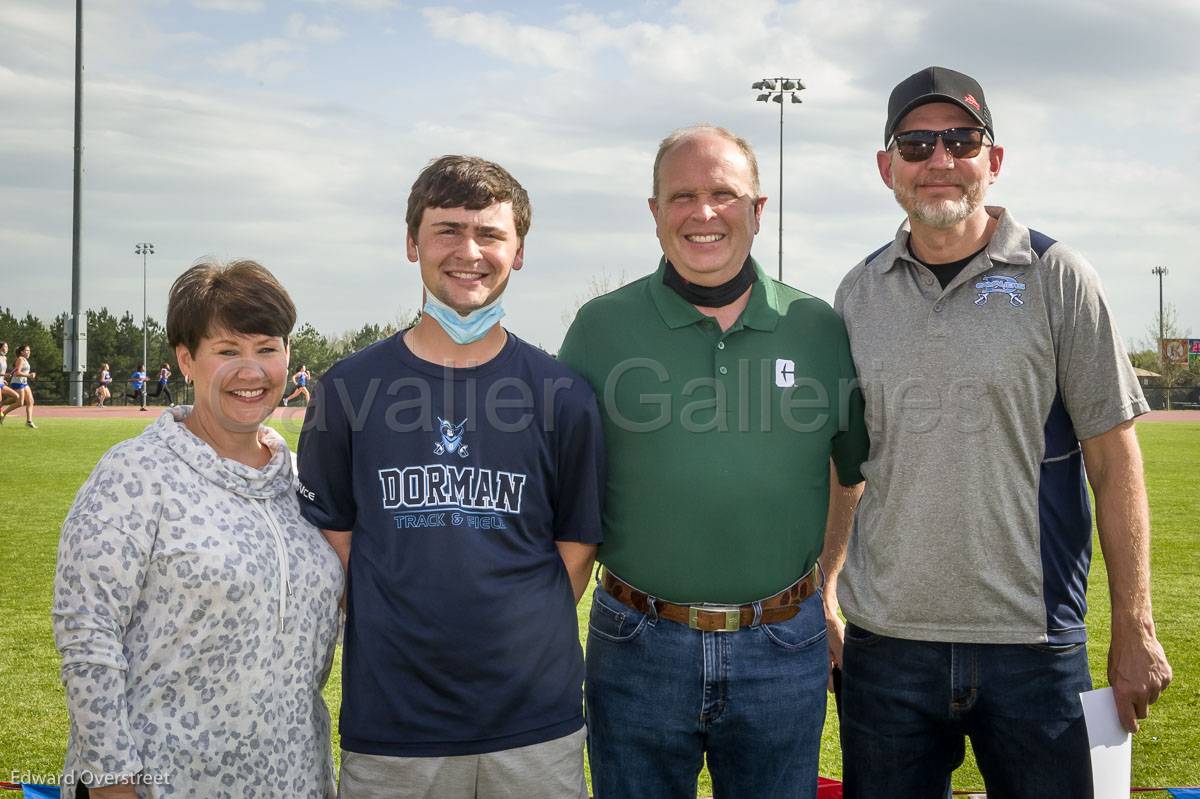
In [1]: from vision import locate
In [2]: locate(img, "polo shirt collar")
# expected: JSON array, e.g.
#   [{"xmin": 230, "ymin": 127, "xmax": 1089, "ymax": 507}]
[
  {"xmin": 983, "ymin": 207, "xmax": 1034, "ymax": 267},
  {"xmin": 648, "ymin": 256, "xmax": 780, "ymax": 332},
  {"xmin": 876, "ymin": 206, "xmax": 1030, "ymax": 274}
]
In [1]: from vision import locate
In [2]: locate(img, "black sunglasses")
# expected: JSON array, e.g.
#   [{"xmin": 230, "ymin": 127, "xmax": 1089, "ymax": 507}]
[{"xmin": 890, "ymin": 127, "xmax": 990, "ymax": 162}]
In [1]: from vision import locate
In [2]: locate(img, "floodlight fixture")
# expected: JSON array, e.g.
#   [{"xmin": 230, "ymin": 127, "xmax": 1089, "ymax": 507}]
[{"xmin": 749, "ymin": 77, "xmax": 807, "ymax": 281}]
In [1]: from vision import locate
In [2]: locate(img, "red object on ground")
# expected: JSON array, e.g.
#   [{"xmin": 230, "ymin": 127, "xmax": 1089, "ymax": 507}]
[{"xmin": 818, "ymin": 776, "xmax": 843, "ymax": 797}]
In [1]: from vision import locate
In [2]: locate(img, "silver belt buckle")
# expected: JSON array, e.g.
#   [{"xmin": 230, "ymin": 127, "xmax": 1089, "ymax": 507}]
[{"xmin": 689, "ymin": 604, "xmax": 742, "ymax": 632}]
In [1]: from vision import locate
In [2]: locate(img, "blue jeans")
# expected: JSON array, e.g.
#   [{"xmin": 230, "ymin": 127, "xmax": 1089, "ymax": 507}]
[
  {"xmin": 840, "ymin": 624, "xmax": 1094, "ymax": 799},
  {"xmin": 585, "ymin": 582, "xmax": 828, "ymax": 799}
]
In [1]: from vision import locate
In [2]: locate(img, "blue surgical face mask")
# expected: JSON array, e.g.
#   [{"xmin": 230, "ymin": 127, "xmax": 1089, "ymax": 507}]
[{"xmin": 422, "ymin": 287, "xmax": 505, "ymax": 345}]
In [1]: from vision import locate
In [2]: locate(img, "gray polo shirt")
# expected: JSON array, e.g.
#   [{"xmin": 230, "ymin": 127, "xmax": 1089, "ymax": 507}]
[{"xmin": 835, "ymin": 206, "xmax": 1148, "ymax": 645}]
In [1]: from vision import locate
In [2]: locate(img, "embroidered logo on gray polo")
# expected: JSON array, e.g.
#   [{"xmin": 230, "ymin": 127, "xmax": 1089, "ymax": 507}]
[
  {"xmin": 434, "ymin": 417, "xmax": 469, "ymax": 457},
  {"xmin": 775, "ymin": 358, "xmax": 796, "ymax": 387},
  {"xmin": 974, "ymin": 274, "xmax": 1026, "ymax": 307}
]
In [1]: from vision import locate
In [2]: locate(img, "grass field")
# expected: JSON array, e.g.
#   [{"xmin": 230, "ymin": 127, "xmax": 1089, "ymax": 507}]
[{"xmin": 1, "ymin": 417, "xmax": 1196, "ymax": 793}]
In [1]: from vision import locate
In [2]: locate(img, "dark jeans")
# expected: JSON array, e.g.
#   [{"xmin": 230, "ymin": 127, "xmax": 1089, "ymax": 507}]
[
  {"xmin": 585, "ymin": 583, "xmax": 829, "ymax": 799},
  {"xmin": 840, "ymin": 624, "xmax": 1094, "ymax": 799}
]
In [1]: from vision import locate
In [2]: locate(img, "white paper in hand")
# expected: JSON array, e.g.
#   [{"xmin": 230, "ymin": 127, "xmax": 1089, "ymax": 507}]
[{"xmin": 1080, "ymin": 687, "xmax": 1132, "ymax": 798}]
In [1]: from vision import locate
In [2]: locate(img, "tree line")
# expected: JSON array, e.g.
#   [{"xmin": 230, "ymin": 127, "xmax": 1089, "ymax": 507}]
[{"xmin": 0, "ymin": 307, "xmax": 412, "ymax": 405}]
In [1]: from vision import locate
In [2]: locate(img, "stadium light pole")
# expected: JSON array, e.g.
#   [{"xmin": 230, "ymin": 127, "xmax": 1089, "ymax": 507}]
[
  {"xmin": 752, "ymin": 77, "xmax": 805, "ymax": 282},
  {"xmin": 136, "ymin": 242, "xmax": 155, "ymax": 411},
  {"xmin": 68, "ymin": 0, "xmax": 85, "ymax": 406},
  {"xmin": 1151, "ymin": 266, "xmax": 1168, "ymax": 365}
]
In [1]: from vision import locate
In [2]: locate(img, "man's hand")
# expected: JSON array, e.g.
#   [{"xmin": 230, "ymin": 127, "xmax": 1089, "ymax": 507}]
[
  {"xmin": 1108, "ymin": 617, "xmax": 1172, "ymax": 733},
  {"xmin": 818, "ymin": 462, "xmax": 863, "ymax": 693},
  {"xmin": 90, "ymin": 781, "xmax": 139, "ymax": 798},
  {"xmin": 824, "ymin": 583, "xmax": 845, "ymax": 693}
]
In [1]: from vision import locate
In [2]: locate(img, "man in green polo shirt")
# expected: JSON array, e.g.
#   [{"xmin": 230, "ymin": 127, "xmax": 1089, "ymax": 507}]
[{"xmin": 559, "ymin": 125, "xmax": 867, "ymax": 799}]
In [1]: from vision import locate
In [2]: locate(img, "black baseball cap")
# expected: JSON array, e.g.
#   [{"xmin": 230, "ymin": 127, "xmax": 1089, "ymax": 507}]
[{"xmin": 885, "ymin": 66, "xmax": 993, "ymax": 146}]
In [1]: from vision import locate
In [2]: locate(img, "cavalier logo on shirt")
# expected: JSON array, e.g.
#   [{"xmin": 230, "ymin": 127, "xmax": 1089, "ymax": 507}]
[
  {"xmin": 974, "ymin": 274, "xmax": 1026, "ymax": 307},
  {"xmin": 434, "ymin": 417, "xmax": 469, "ymax": 457}
]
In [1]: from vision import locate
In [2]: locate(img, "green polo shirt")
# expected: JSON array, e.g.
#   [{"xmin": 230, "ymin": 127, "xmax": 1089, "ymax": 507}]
[{"xmin": 559, "ymin": 257, "xmax": 867, "ymax": 603}]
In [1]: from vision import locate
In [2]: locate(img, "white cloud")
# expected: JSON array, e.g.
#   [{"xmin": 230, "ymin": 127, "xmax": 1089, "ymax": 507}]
[
  {"xmin": 286, "ymin": 13, "xmax": 347, "ymax": 43},
  {"xmin": 416, "ymin": 0, "xmax": 913, "ymax": 94},
  {"xmin": 0, "ymin": 1, "xmax": 203, "ymax": 75},
  {"xmin": 210, "ymin": 13, "xmax": 347, "ymax": 82},
  {"xmin": 303, "ymin": 0, "xmax": 403, "ymax": 9},
  {"xmin": 211, "ymin": 37, "xmax": 299, "ymax": 80},
  {"xmin": 421, "ymin": 8, "xmax": 596, "ymax": 71},
  {"xmin": 211, "ymin": 11, "xmax": 348, "ymax": 81},
  {"xmin": 192, "ymin": 0, "xmax": 265, "ymax": 12},
  {"xmin": 0, "ymin": 5, "xmax": 74, "ymax": 51}
]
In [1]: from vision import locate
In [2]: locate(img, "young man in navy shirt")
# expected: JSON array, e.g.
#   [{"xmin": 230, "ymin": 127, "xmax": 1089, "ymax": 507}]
[{"xmin": 297, "ymin": 155, "xmax": 604, "ymax": 799}]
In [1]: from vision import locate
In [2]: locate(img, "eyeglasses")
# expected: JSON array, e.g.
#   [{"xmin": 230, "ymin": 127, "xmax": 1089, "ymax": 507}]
[{"xmin": 890, "ymin": 127, "xmax": 990, "ymax": 162}]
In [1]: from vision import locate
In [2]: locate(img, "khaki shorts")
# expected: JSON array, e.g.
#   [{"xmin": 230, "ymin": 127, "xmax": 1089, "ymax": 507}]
[{"xmin": 338, "ymin": 724, "xmax": 587, "ymax": 799}]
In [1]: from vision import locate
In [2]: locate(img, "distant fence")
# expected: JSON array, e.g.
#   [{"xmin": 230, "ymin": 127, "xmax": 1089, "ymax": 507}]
[{"xmin": 1142, "ymin": 386, "xmax": 1200, "ymax": 411}]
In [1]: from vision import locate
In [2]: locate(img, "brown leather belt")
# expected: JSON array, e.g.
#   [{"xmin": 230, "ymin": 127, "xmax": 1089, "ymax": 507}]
[{"xmin": 600, "ymin": 568, "xmax": 819, "ymax": 632}]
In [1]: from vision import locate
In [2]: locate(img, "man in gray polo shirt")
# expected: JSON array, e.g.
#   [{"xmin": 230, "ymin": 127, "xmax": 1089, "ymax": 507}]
[{"xmin": 826, "ymin": 66, "xmax": 1173, "ymax": 797}]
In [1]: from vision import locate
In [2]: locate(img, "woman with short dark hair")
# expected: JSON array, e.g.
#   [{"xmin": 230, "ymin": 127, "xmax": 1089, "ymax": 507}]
[{"xmin": 53, "ymin": 259, "xmax": 343, "ymax": 798}]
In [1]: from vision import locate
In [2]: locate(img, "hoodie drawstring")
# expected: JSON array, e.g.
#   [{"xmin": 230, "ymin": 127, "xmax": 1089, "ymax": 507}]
[{"xmin": 254, "ymin": 499, "xmax": 291, "ymax": 629}]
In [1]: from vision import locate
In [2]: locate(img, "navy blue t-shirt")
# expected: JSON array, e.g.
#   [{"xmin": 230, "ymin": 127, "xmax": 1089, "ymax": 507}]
[{"xmin": 297, "ymin": 331, "xmax": 605, "ymax": 757}]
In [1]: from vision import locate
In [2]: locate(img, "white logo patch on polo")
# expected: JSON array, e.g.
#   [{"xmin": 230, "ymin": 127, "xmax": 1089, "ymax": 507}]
[
  {"xmin": 775, "ymin": 358, "xmax": 796, "ymax": 388},
  {"xmin": 974, "ymin": 274, "xmax": 1027, "ymax": 307}
]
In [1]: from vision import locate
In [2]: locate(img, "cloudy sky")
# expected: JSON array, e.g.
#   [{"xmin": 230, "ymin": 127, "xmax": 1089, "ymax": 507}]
[{"xmin": 3, "ymin": 0, "xmax": 1197, "ymax": 353}]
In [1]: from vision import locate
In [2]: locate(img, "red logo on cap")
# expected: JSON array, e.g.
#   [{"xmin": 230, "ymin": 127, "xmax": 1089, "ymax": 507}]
[{"xmin": 963, "ymin": 94, "xmax": 981, "ymax": 112}]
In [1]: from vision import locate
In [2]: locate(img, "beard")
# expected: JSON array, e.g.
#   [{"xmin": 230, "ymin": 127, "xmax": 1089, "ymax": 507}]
[{"xmin": 893, "ymin": 176, "xmax": 986, "ymax": 229}]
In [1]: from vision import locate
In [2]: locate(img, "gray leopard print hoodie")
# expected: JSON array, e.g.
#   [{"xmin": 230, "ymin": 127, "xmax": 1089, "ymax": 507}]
[{"xmin": 53, "ymin": 407, "xmax": 343, "ymax": 797}]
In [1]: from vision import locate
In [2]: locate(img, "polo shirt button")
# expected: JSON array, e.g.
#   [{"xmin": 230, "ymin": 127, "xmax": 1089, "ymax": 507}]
[
  {"xmin": 719, "ymin": 366, "xmax": 728, "ymax": 375},
  {"xmin": 717, "ymin": 341, "xmax": 726, "ymax": 350},
  {"xmin": 925, "ymin": 277, "xmax": 934, "ymax": 286},
  {"xmin": 934, "ymin": 303, "xmax": 944, "ymax": 313}
]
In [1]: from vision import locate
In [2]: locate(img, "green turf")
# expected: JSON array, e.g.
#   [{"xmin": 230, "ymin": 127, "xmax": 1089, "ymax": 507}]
[{"xmin": 2, "ymin": 418, "xmax": 1197, "ymax": 794}]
